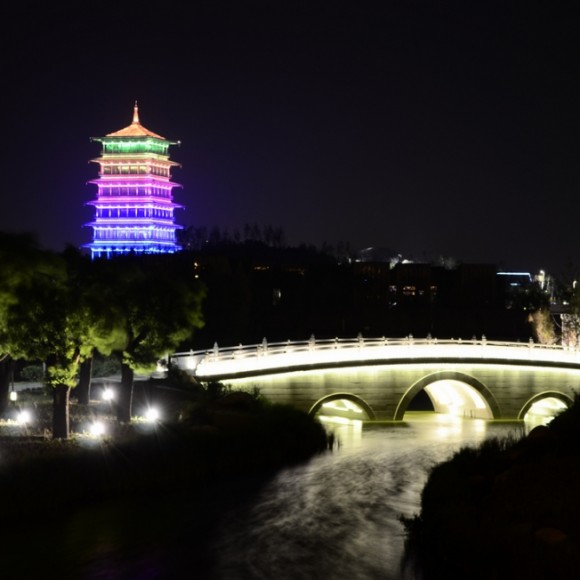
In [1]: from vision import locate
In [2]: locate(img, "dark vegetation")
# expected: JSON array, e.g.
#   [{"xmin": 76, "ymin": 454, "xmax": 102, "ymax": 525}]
[
  {"xmin": 401, "ymin": 394, "xmax": 580, "ymax": 580},
  {"xmin": 182, "ymin": 225, "xmax": 554, "ymax": 349},
  {"xmin": 0, "ymin": 372, "xmax": 331, "ymax": 524}
]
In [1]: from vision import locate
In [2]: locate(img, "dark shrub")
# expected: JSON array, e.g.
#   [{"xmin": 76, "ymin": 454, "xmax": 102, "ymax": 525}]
[{"xmin": 20, "ymin": 364, "xmax": 44, "ymax": 382}]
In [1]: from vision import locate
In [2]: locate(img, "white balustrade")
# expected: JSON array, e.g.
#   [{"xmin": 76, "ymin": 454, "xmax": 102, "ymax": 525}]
[{"xmin": 168, "ymin": 336, "xmax": 580, "ymax": 379}]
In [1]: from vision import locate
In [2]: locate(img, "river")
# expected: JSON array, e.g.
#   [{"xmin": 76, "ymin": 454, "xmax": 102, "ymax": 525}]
[
  {"xmin": 208, "ymin": 413, "xmax": 526, "ymax": 580},
  {"xmin": 4, "ymin": 411, "xmax": 539, "ymax": 580}
]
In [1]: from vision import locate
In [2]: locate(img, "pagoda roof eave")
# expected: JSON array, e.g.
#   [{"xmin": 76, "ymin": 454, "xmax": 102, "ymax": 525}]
[
  {"xmin": 85, "ymin": 199, "xmax": 184, "ymax": 208},
  {"xmin": 90, "ymin": 154, "xmax": 180, "ymax": 161},
  {"xmin": 88, "ymin": 178, "xmax": 182, "ymax": 187},
  {"xmin": 91, "ymin": 136, "xmax": 179, "ymax": 146},
  {"xmin": 106, "ymin": 125, "xmax": 164, "ymax": 138}
]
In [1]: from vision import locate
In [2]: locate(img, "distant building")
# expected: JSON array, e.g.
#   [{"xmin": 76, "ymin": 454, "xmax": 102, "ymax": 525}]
[{"xmin": 84, "ymin": 103, "xmax": 183, "ymax": 258}]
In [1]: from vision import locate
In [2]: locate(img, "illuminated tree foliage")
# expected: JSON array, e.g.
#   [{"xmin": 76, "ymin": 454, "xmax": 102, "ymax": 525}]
[
  {"xmin": 0, "ymin": 235, "xmax": 90, "ymax": 437},
  {"xmin": 0, "ymin": 232, "xmax": 49, "ymax": 413},
  {"xmin": 1, "ymin": 236, "xmax": 206, "ymax": 436},
  {"xmin": 528, "ymin": 308, "xmax": 557, "ymax": 345},
  {"xmin": 89, "ymin": 253, "xmax": 206, "ymax": 423},
  {"xmin": 553, "ymin": 264, "xmax": 580, "ymax": 348},
  {"xmin": 3, "ymin": 245, "xmax": 100, "ymax": 438}
]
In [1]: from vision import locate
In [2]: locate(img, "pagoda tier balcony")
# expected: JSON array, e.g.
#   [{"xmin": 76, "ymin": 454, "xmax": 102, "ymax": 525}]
[
  {"xmin": 85, "ymin": 243, "xmax": 182, "ymax": 256},
  {"xmin": 89, "ymin": 238, "xmax": 181, "ymax": 245},
  {"xmin": 88, "ymin": 188, "xmax": 180, "ymax": 198},
  {"xmin": 85, "ymin": 218, "xmax": 183, "ymax": 227},
  {"xmin": 94, "ymin": 163, "xmax": 178, "ymax": 174},
  {"xmin": 86, "ymin": 197, "xmax": 183, "ymax": 208},
  {"xmin": 88, "ymin": 234, "xmax": 181, "ymax": 243},
  {"xmin": 87, "ymin": 238, "xmax": 182, "ymax": 246}
]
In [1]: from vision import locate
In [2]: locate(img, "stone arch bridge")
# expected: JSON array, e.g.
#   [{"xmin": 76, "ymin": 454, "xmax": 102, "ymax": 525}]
[{"xmin": 169, "ymin": 336, "xmax": 580, "ymax": 422}]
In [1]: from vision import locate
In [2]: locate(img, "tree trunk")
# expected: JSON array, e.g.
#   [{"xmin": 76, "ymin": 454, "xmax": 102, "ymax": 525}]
[
  {"xmin": 52, "ymin": 384, "xmax": 71, "ymax": 439},
  {"xmin": 75, "ymin": 357, "xmax": 93, "ymax": 405},
  {"xmin": 117, "ymin": 363, "xmax": 134, "ymax": 423},
  {"xmin": 0, "ymin": 357, "xmax": 12, "ymax": 416}
]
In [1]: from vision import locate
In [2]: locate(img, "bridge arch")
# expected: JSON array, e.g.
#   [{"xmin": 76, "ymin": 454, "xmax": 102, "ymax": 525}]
[
  {"xmin": 393, "ymin": 370, "xmax": 501, "ymax": 421},
  {"xmin": 309, "ymin": 392, "xmax": 376, "ymax": 421},
  {"xmin": 518, "ymin": 391, "xmax": 573, "ymax": 421}
]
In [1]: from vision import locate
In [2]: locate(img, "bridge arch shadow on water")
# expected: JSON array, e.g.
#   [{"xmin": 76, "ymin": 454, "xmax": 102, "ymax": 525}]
[{"xmin": 170, "ymin": 336, "xmax": 580, "ymax": 424}]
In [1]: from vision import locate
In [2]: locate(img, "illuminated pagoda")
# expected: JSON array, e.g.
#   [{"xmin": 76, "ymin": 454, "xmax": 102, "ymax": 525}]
[{"xmin": 84, "ymin": 103, "xmax": 183, "ymax": 258}]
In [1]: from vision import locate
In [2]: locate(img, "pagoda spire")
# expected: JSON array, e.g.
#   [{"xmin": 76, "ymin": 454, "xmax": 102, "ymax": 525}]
[{"xmin": 104, "ymin": 102, "xmax": 165, "ymax": 139}]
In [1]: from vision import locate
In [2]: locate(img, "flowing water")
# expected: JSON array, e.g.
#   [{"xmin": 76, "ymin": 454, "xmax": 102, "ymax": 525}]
[
  {"xmin": 6, "ymin": 413, "xmax": 531, "ymax": 579},
  {"xmin": 210, "ymin": 414, "xmax": 525, "ymax": 580}
]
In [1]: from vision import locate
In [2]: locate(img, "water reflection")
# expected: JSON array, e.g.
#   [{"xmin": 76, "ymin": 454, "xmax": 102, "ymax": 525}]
[{"xmin": 321, "ymin": 411, "xmax": 524, "ymax": 453}]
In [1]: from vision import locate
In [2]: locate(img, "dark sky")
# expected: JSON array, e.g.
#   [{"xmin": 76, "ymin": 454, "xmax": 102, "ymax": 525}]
[{"xmin": 2, "ymin": 1, "xmax": 579, "ymax": 276}]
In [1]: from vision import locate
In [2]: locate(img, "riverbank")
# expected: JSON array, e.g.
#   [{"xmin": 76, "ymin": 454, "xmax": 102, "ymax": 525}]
[
  {"xmin": 401, "ymin": 397, "xmax": 580, "ymax": 579},
  {"xmin": 0, "ymin": 386, "xmax": 331, "ymax": 523}
]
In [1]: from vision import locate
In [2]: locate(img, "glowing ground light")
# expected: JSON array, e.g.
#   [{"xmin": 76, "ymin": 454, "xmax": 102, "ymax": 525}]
[
  {"xmin": 16, "ymin": 410, "xmax": 32, "ymax": 425},
  {"xmin": 144, "ymin": 408, "xmax": 160, "ymax": 422},
  {"xmin": 89, "ymin": 421, "xmax": 106, "ymax": 437},
  {"xmin": 84, "ymin": 102, "xmax": 184, "ymax": 258},
  {"xmin": 102, "ymin": 387, "xmax": 115, "ymax": 401}
]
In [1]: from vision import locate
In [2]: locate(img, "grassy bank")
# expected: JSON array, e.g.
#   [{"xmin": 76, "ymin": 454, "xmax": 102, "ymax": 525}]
[
  {"xmin": 401, "ymin": 396, "xmax": 580, "ymax": 579},
  {"xmin": 0, "ymin": 383, "xmax": 331, "ymax": 523}
]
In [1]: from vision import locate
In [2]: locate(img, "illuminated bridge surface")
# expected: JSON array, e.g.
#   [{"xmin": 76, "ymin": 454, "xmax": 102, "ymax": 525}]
[{"xmin": 170, "ymin": 336, "xmax": 580, "ymax": 422}]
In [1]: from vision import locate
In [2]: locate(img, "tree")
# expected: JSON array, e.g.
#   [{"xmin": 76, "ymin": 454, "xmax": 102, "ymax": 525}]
[
  {"xmin": 0, "ymin": 232, "xmax": 55, "ymax": 415},
  {"xmin": 74, "ymin": 357, "xmax": 93, "ymax": 405},
  {"xmin": 528, "ymin": 308, "xmax": 557, "ymax": 345},
  {"xmin": 0, "ymin": 237, "xmax": 206, "ymax": 436},
  {"xmin": 522, "ymin": 279, "xmax": 557, "ymax": 345},
  {"xmin": 91, "ymin": 253, "xmax": 206, "ymax": 423},
  {"xmin": 0, "ymin": 240, "xmax": 130, "ymax": 438},
  {"xmin": 62, "ymin": 247, "xmax": 128, "ymax": 405},
  {"xmin": 1, "ymin": 244, "xmax": 97, "ymax": 438},
  {"xmin": 554, "ymin": 263, "xmax": 580, "ymax": 348}
]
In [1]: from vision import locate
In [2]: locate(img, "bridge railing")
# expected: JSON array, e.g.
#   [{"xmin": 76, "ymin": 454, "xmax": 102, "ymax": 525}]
[{"xmin": 170, "ymin": 335, "xmax": 580, "ymax": 379}]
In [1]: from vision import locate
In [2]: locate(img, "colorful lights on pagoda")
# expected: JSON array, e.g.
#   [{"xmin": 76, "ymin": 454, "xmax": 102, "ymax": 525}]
[{"xmin": 84, "ymin": 103, "xmax": 183, "ymax": 258}]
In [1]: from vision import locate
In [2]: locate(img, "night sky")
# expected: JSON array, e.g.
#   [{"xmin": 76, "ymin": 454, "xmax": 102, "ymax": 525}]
[{"xmin": 2, "ymin": 1, "xmax": 579, "ymax": 277}]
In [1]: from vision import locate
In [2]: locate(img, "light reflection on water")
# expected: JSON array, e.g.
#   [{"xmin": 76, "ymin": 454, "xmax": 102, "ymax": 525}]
[
  {"xmin": 211, "ymin": 412, "xmax": 527, "ymax": 580},
  {"xmin": 5, "ymin": 413, "xmax": 537, "ymax": 579}
]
